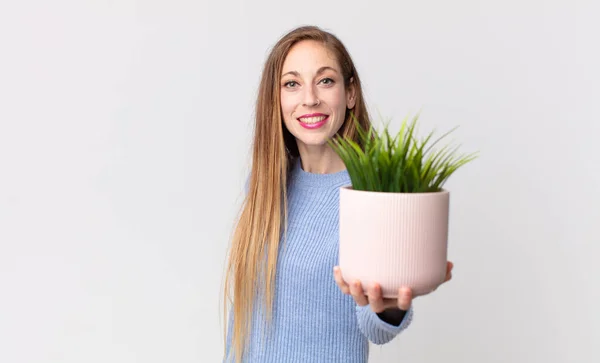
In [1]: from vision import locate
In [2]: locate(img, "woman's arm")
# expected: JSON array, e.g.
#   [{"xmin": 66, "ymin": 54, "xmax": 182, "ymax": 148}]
[
  {"xmin": 355, "ymin": 304, "xmax": 413, "ymax": 344},
  {"xmin": 334, "ymin": 262, "xmax": 454, "ymax": 344},
  {"xmin": 377, "ymin": 307, "xmax": 408, "ymax": 326}
]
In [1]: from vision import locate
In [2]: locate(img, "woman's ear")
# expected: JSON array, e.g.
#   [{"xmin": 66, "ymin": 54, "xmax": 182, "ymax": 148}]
[{"xmin": 346, "ymin": 77, "xmax": 356, "ymax": 110}]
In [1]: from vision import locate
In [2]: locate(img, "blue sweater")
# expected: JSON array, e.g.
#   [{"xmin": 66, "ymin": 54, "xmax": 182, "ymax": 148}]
[{"xmin": 225, "ymin": 158, "xmax": 413, "ymax": 362}]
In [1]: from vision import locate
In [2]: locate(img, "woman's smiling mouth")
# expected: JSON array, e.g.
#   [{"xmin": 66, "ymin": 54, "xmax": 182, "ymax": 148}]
[{"xmin": 298, "ymin": 113, "xmax": 329, "ymax": 129}]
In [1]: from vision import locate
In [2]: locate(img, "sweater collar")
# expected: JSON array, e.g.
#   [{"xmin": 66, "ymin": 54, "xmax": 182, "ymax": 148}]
[{"xmin": 290, "ymin": 157, "xmax": 351, "ymax": 189}]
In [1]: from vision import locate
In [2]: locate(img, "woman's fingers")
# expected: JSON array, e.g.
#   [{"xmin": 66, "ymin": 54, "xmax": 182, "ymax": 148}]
[
  {"xmin": 349, "ymin": 280, "xmax": 369, "ymax": 306},
  {"xmin": 367, "ymin": 283, "xmax": 386, "ymax": 313},
  {"xmin": 334, "ymin": 266, "xmax": 418, "ymax": 311},
  {"xmin": 397, "ymin": 287, "xmax": 413, "ymax": 311},
  {"xmin": 444, "ymin": 261, "xmax": 454, "ymax": 283},
  {"xmin": 333, "ymin": 267, "xmax": 368, "ymax": 306},
  {"xmin": 333, "ymin": 266, "xmax": 350, "ymax": 294}
]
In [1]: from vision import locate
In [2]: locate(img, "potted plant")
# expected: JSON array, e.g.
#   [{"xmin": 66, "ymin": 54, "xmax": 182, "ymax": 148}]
[{"xmin": 328, "ymin": 113, "xmax": 478, "ymax": 298}]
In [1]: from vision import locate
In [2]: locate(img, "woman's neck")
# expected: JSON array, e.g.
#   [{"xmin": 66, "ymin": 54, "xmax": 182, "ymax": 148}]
[{"xmin": 296, "ymin": 144, "xmax": 346, "ymax": 174}]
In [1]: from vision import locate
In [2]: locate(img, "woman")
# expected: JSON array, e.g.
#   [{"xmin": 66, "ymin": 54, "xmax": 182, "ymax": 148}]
[{"xmin": 223, "ymin": 25, "xmax": 453, "ymax": 362}]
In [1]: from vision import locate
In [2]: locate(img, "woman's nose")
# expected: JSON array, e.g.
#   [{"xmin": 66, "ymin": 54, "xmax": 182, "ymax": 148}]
[{"xmin": 302, "ymin": 86, "xmax": 319, "ymax": 107}]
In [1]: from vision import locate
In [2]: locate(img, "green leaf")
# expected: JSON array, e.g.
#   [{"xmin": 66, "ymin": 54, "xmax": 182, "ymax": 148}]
[{"xmin": 327, "ymin": 112, "xmax": 478, "ymax": 193}]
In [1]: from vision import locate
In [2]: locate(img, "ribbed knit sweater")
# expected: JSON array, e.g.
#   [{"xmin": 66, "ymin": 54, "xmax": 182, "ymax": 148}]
[{"xmin": 225, "ymin": 158, "xmax": 413, "ymax": 362}]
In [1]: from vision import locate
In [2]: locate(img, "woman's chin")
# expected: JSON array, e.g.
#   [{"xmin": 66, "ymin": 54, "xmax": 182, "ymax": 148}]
[{"xmin": 296, "ymin": 137, "xmax": 333, "ymax": 149}]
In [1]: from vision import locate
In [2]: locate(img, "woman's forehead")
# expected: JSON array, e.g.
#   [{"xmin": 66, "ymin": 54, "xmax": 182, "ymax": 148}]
[{"xmin": 281, "ymin": 41, "xmax": 340, "ymax": 75}]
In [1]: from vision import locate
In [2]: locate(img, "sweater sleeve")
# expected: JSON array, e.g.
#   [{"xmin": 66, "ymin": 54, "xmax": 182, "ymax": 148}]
[
  {"xmin": 355, "ymin": 304, "xmax": 414, "ymax": 345},
  {"xmin": 223, "ymin": 307, "xmax": 235, "ymax": 363}
]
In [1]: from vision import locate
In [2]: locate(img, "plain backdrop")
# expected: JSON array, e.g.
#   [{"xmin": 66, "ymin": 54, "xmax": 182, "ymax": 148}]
[{"xmin": 1, "ymin": 1, "xmax": 598, "ymax": 362}]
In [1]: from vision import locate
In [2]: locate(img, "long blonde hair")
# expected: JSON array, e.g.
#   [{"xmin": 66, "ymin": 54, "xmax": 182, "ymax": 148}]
[{"xmin": 223, "ymin": 25, "xmax": 372, "ymax": 362}]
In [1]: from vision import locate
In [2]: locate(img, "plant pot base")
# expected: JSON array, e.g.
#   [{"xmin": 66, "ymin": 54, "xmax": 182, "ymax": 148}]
[
  {"xmin": 339, "ymin": 186, "xmax": 450, "ymax": 299},
  {"xmin": 341, "ymin": 269, "xmax": 445, "ymax": 299}
]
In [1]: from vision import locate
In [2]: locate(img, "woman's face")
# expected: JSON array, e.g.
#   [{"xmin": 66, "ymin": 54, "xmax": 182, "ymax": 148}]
[{"xmin": 280, "ymin": 40, "xmax": 355, "ymax": 151}]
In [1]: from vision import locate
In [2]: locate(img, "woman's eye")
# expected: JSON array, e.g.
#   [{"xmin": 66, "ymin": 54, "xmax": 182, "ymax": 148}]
[
  {"xmin": 320, "ymin": 78, "xmax": 334, "ymax": 85},
  {"xmin": 284, "ymin": 81, "xmax": 298, "ymax": 88}
]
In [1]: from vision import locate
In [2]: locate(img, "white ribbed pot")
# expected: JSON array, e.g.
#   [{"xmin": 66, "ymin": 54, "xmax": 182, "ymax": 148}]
[{"xmin": 339, "ymin": 186, "xmax": 449, "ymax": 298}]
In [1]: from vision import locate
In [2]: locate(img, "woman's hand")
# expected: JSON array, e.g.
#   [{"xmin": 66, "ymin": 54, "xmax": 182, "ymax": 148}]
[{"xmin": 333, "ymin": 261, "xmax": 454, "ymax": 313}]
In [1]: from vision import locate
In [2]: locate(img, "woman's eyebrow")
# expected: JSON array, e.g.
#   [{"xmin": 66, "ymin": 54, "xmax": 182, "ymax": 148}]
[
  {"xmin": 281, "ymin": 66, "xmax": 339, "ymax": 78},
  {"xmin": 316, "ymin": 66, "xmax": 338, "ymax": 75}
]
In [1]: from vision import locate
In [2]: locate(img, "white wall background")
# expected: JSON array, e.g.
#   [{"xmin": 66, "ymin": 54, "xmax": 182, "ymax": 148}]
[{"xmin": 1, "ymin": 1, "xmax": 598, "ymax": 362}]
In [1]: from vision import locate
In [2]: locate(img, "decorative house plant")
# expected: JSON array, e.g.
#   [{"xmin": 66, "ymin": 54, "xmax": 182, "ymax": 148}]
[{"xmin": 328, "ymin": 113, "xmax": 478, "ymax": 298}]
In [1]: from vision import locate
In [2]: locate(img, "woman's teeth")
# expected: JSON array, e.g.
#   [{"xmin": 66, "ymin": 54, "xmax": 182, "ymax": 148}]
[{"xmin": 299, "ymin": 116, "xmax": 327, "ymax": 124}]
